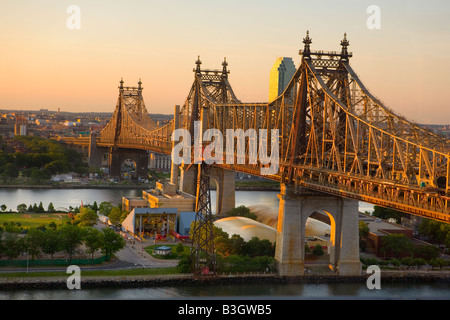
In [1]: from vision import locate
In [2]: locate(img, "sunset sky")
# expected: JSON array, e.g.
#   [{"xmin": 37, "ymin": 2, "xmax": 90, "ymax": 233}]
[{"xmin": 0, "ymin": 0, "xmax": 449, "ymax": 124}]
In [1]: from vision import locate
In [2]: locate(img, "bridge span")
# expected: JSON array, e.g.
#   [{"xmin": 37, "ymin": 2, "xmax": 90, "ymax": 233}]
[{"xmin": 60, "ymin": 32, "xmax": 450, "ymax": 276}]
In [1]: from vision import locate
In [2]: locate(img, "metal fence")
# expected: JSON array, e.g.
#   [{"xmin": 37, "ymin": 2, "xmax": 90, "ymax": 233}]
[{"xmin": 0, "ymin": 256, "xmax": 107, "ymax": 267}]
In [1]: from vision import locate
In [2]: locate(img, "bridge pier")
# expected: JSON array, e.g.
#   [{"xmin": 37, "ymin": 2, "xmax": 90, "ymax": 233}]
[
  {"xmin": 210, "ymin": 167, "xmax": 235, "ymax": 216},
  {"xmin": 179, "ymin": 164, "xmax": 235, "ymax": 215},
  {"xmin": 88, "ymin": 132, "xmax": 107, "ymax": 168},
  {"xmin": 109, "ymin": 148, "xmax": 149, "ymax": 180},
  {"xmin": 275, "ymin": 184, "xmax": 361, "ymax": 276}
]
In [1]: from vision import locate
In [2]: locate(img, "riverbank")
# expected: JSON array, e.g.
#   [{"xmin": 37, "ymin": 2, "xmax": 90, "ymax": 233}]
[
  {"xmin": 1, "ymin": 270, "xmax": 450, "ymax": 291},
  {"xmin": 0, "ymin": 183, "xmax": 149, "ymax": 189},
  {"xmin": 0, "ymin": 183, "xmax": 280, "ymax": 191}
]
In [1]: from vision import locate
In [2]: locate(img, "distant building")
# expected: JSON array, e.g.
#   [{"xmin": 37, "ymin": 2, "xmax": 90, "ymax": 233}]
[
  {"xmin": 359, "ymin": 212, "xmax": 429, "ymax": 258},
  {"xmin": 14, "ymin": 116, "xmax": 27, "ymax": 136},
  {"xmin": 269, "ymin": 57, "xmax": 296, "ymax": 102}
]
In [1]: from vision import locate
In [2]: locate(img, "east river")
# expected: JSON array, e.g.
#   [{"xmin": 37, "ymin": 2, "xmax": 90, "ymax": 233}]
[{"xmin": 0, "ymin": 187, "xmax": 449, "ymax": 300}]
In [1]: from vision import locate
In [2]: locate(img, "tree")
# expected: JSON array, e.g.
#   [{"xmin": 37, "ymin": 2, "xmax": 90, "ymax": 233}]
[
  {"xmin": 177, "ymin": 254, "xmax": 192, "ymax": 273},
  {"xmin": 0, "ymin": 204, "xmax": 6, "ymax": 212},
  {"xmin": 17, "ymin": 203, "xmax": 28, "ymax": 213},
  {"xmin": 73, "ymin": 207, "xmax": 98, "ymax": 227},
  {"xmin": 418, "ymin": 219, "xmax": 442, "ymax": 241},
  {"xmin": 91, "ymin": 201, "xmax": 99, "ymax": 212},
  {"xmin": 413, "ymin": 245, "xmax": 439, "ymax": 261},
  {"xmin": 359, "ymin": 221, "xmax": 370, "ymax": 251},
  {"xmin": 108, "ymin": 207, "xmax": 123, "ymax": 227},
  {"xmin": 83, "ymin": 227, "xmax": 104, "ymax": 260},
  {"xmin": 430, "ymin": 258, "xmax": 447, "ymax": 270},
  {"xmin": 359, "ymin": 221, "xmax": 370, "ymax": 238},
  {"xmin": 225, "ymin": 205, "xmax": 257, "ymax": 220},
  {"xmin": 3, "ymin": 233, "xmax": 25, "ymax": 260},
  {"xmin": 48, "ymin": 221, "xmax": 57, "ymax": 230},
  {"xmin": 381, "ymin": 233, "xmax": 412, "ymax": 258},
  {"xmin": 99, "ymin": 202, "xmax": 113, "ymax": 216},
  {"xmin": 372, "ymin": 206, "xmax": 405, "ymax": 224},
  {"xmin": 4, "ymin": 163, "xmax": 19, "ymax": 180},
  {"xmin": 37, "ymin": 202, "xmax": 45, "ymax": 213},
  {"xmin": 59, "ymin": 224, "xmax": 84, "ymax": 261},
  {"xmin": 25, "ymin": 229, "xmax": 44, "ymax": 260},
  {"xmin": 101, "ymin": 228, "xmax": 125, "ymax": 260},
  {"xmin": 47, "ymin": 202, "xmax": 55, "ymax": 213},
  {"xmin": 229, "ymin": 234, "xmax": 246, "ymax": 256},
  {"xmin": 41, "ymin": 229, "xmax": 61, "ymax": 263},
  {"xmin": 242, "ymin": 237, "xmax": 274, "ymax": 257},
  {"xmin": 30, "ymin": 169, "xmax": 50, "ymax": 183},
  {"xmin": 312, "ymin": 244, "xmax": 324, "ymax": 256}
]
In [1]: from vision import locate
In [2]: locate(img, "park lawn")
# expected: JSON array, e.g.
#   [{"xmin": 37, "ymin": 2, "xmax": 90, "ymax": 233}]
[{"xmin": 0, "ymin": 213, "xmax": 70, "ymax": 229}]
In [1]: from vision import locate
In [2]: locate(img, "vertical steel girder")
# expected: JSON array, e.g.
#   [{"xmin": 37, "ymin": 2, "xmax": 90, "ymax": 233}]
[{"xmin": 190, "ymin": 162, "xmax": 216, "ymax": 275}]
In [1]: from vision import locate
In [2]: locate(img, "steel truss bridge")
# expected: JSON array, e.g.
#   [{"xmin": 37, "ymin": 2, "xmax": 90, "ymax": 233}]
[{"xmin": 64, "ymin": 32, "xmax": 450, "ymax": 224}]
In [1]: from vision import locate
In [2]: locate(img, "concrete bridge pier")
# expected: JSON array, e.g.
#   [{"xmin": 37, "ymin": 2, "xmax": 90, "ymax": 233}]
[
  {"xmin": 109, "ymin": 148, "xmax": 149, "ymax": 180},
  {"xmin": 179, "ymin": 163, "xmax": 197, "ymax": 196},
  {"xmin": 210, "ymin": 167, "xmax": 235, "ymax": 216},
  {"xmin": 275, "ymin": 184, "xmax": 361, "ymax": 276},
  {"xmin": 88, "ymin": 132, "xmax": 106, "ymax": 168},
  {"xmin": 179, "ymin": 164, "xmax": 235, "ymax": 216}
]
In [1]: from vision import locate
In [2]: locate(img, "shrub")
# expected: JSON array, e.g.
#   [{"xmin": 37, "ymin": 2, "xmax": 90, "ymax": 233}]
[{"xmin": 312, "ymin": 244, "xmax": 324, "ymax": 256}]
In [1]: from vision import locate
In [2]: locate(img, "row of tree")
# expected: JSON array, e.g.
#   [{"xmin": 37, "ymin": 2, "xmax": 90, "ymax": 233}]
[
  {"xmin": 0, "ymin": 224, "xmax": 125, "ymax": 262},
  {"xmin": 418, "ymin": 218, "xmax": 450, "ymax": 249},
  {"xmin": 361, "ymin": 256, "xmax": 449, "ymax": 270},
  {"xmin": 177, "ymin": 219, "xmax": 276, "ymax": 273},
  {"xmin": 0, "ymin": 136, "xmax": 89, "ymax": 182}
]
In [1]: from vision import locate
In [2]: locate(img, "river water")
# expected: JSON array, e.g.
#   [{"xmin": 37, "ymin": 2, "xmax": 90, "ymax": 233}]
[
  {"xmin": 0, "ymin": 188, "xmax": 374, "ymax": 214},
  {"xmin": 1, "ymin": 281, "xmax": 449, "ymax": 300},
  {"xmin": 1, "ymin": 187, "xmax": 449, "ymax": 300}
]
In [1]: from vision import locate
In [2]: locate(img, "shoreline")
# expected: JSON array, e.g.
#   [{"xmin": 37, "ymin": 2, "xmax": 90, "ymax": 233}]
[
  {"xmin": 0, "ymin": 184, "xmax": 280, "ymax": 191},
  {"xmin": 1, "ymin": 271, "xmax": 450, "ymax": 291}
]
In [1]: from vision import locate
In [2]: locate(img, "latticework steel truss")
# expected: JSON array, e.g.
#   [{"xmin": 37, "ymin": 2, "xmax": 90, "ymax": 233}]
[
  {"xmin": 190, "ymin": 162, "xmax": 216, "ymax": 275},
  {"xmin": 91, "ymin": 34, "xmax": 450, "ymax": 223}
]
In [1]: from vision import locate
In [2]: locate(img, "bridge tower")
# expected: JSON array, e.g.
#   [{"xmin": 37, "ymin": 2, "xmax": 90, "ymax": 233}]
[
  {"xmin": 275, "ymin": 32, "xmax": 362, "ymax": 276},
  {"xmin": 177, "ymin": 57, "xmax": 236, "ymax": 215},
  {"xmin": 100, "ymin": 78, "xmax": 160, "ymax": 180}
]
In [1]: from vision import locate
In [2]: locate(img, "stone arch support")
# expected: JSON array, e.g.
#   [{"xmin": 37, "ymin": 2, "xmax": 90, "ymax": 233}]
[{"xmin": 275, "ymin": 184, "xmax": 361, "ymax": 276}]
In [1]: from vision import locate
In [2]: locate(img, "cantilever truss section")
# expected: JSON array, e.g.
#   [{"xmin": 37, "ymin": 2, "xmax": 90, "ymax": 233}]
[
  {"xmin": 177, "ymin": 37, "xmax": 450, "ymax": 222},
  {"xmin": 276, "ymin": 35, "xmax": 450, "ymax": 222},
  {"xmin": 93, "ymin": 39, "xmax": 450, "ymax": 223}
]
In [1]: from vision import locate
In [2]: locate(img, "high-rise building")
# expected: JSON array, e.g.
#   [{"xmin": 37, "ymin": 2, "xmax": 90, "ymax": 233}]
[
  {"xmin": 269, "ymin": 57, "xmax": 296, "ymax": 102},
  {"xmin": 14, "ymin": 115, "xmax": 27, "ymax": 136}
]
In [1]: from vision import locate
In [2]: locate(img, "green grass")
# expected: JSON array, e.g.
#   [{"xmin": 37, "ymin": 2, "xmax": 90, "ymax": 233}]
[
  {"xmin": 0, "ymin": 267, "xmax": 180, "ymax": 278},
  {"xmin": 0, "ymin": 213, "xmax": 70, "ymax": 229}
]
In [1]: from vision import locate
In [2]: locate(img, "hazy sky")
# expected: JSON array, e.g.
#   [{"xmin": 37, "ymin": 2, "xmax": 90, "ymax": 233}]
[{"xmin": 0, "ymin": 0, "xmax": 449, "ymax": 124}]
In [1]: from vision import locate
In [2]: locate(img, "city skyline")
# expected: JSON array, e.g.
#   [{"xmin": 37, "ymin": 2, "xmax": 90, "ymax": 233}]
[{"xmin": 1, "ymin": 1, "xmax": 450, "ymax": 124}]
